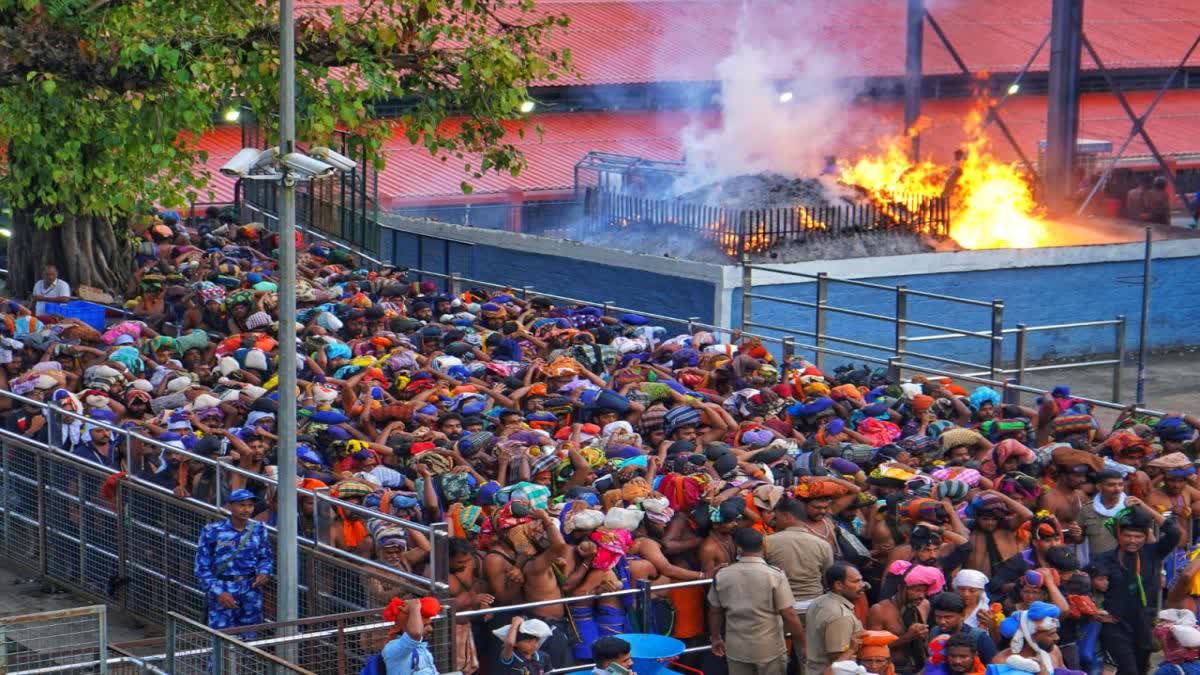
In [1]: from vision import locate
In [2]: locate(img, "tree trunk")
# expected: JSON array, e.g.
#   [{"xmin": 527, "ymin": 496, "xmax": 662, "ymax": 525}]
[{"xmin": 9, "ymin": 208, "xmax": 132, "ymax": 298}]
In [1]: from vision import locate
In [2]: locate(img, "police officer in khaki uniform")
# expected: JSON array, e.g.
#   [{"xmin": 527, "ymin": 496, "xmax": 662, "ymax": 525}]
[
  {"xmin": 805, "ymin": 562, "xmax": 867, "ymax": 675},
  {"xmin": 708, "ymin": 528, "xmax": 804, "ymax": 675}
]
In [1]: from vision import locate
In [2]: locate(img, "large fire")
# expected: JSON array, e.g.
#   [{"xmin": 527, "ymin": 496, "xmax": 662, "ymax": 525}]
[{"xmin": 839, "ymin": 103, "xmax": 1053, "ymax": 250}]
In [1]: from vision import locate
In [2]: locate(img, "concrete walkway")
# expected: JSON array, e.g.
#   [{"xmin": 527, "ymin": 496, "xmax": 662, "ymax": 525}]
[{"xmin": 0, "ymin": 565, "xmax": 157, "ymax": 644}]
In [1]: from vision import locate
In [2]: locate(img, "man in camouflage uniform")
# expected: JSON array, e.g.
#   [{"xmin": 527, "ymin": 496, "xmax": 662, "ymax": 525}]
[{"xmin": 194, "ymin": 489, "xmax": 273, "ymax": 634}]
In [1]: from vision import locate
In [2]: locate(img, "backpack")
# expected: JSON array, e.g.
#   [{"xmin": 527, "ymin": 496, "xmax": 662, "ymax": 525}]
[{"xmin": 359, "ymin": 653, "xmax": 386, "ymax": 675}]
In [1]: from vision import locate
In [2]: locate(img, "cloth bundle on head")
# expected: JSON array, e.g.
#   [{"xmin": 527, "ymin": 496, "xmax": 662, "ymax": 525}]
[
  {"xmin": 603, "ymin": 506, "xmax": 645, "ymax": 532},
  {"xmin": 868, "ymin": 462, "xmax": 916, "ymax": 487},
  {"xmin": 1104, "ymin": 505, "xmax": 1154, "ymax": 538},
  {"xmin": 1158, "ymin": 609, "xmax": 1200, "ymax": 649},
  {"xmin": 590, "ymin": 528, "xmax": 634, "ymax": 570},
  {"xmin": 968, "ymin": 386, "xmax": 1001, "ymax": 411},
  {"xmin": 1051, "ymin": 446, "xmax": 1105, "ymax": 474},
  {"xmin": 1157, "ymin": 417, "xmax": 1194, "ymax": 442},
  {"xmin": 639, "ymin": 495, "xmax": 674, "ymax": 525},
  {"xmin": 887, "ymin": 560, "xmax": 945, "ymax": 595},
  {"xmin": 446, "ymin": 504, "xmax": 485, "ymax": 538},
  {"xmin": 793, "ymin": 477, "xmax": 851, "ymax": 500},
  {"xmin": 491, "ymin": 618, "xmax": 554, "ymax": 649},
  {"xmin": 382, "ymin": 596, "xmax": 442, "ymax": 624},
  {"xmin": 911, "ymin": 394, "xmax": 935, "ymax": 413},
  {"xmin": 1017, "ymin": 513, "xmax": 1062, "ymax": 544},
  {"xmin": 1000, "ymin": 602, "xmax": 1060, "ymax": 675},
  {"xmin": 1149, "ymin": 451, "xmax": 1196, "ymax": 477},
  {"xmin": 934, "ymin": 479, "xmax": 969, "ymax": 503},
  {"xmin": 663, "ymin": 405, "xmax": 702, "ymax": 436},
  {"xmin": 940, "ymin": 427, "xmax": 984, "ymax": 452},
  {"xmin": 831, "ymin": 662, "xmax": 869, "ymax": 675},
  {"xmin": 1053, "ymin": 412, "xmax": 1098, "ymax": 441},
  {"xmin": 563, "ymin": 507, "xmax": 605, "ymax": 535},
  {"xmin": 930, "ymin": 466, "xmax": 982, "ymax": 487},
  {"xmin": 858, "ymin": 630, "xmax": 899, "ymax": 659}
]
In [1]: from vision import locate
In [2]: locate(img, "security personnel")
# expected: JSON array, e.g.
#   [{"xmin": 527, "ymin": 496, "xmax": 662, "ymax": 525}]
[
  {"xmin": 194, "ymin": 489, "xmax": 273, "ymax": 633},
  {"xmin": 805, "ymin": 562, "xmax": 866, "ymax": 675},
  {"xmin": 708, "ymin": 527, "xmax": 804, "ymax": 675}
]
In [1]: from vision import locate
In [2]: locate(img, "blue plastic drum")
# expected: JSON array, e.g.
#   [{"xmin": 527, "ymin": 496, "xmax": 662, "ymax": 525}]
[{"xmin": 612, "ymin": 633, "xmax": 686, "ymax": 675}]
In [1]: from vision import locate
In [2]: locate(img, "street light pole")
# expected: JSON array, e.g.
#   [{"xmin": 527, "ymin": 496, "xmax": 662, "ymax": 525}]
[{"xmin": 276, "ymin": 0, "xmax": 299, "ymax": 626}]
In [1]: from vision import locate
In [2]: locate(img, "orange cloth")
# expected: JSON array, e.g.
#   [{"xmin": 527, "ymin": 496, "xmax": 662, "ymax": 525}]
[
  {"xmin": 671, "ymin": 585, "xmax": 705, "ymax": 638},
  {"xmin": 337, "ymin": 507, "xmax": 369, "ymax": 549}
]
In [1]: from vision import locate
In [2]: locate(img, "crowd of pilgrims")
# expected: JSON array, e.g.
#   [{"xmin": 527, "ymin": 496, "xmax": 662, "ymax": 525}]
[{"xmin": 5, "ymin": 209, "xmax": 1200, "ymax": 675}]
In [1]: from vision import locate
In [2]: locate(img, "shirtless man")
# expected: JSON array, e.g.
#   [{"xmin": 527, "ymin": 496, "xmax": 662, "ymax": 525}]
[
  {"xmin": 698, "ymin": 504, "xmax": 740, "ymax": 577},
  {"xmin": 484, "ymin": 506, "xmax": 574, "ymax": 668},
  {"xmin": 794, "ymin": 476, "xmax": 862, "ymax": 549},
  {"xmin": 867, "ymin": 572, "xmax": 933, "ymax": 674},
  {"xmin": 1146, "ymin": 454, "xmax": 1200, "ymax": 585},
  {"xmin": 966, "ymin": 491, "xmax": 1033, "ymax": 577},
  {"xmin": 1037, "ymin": 451, "xmax": 1096, "ymax": 555},
  {"xmin": 446, "ymin": 538, "xmax": 494, "ymax": 675},
  {"xmin": 1146, "ymin": 455, "xmax": 1200, "ymax": 549}
]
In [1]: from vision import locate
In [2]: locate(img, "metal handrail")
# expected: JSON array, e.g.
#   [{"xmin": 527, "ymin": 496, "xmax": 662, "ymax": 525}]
[
  {"xmin": 905, "ymin": 318, "xmax": 1124, "ymax": 343},
  {"xmin": 0, "ymin": 391, "xmax": 446, "ymax": 595},
  {"xmin": 745, "ymin": 264, "xmax": 995, "ymax": 307},
  {"xmin": 167, "ymin": 612, "xmax": 317, "ymax": 674}
]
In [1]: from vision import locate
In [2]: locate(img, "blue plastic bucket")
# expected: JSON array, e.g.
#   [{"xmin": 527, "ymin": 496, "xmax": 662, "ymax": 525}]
[{"xmin": 613, "ymin": 633, "xmax": 685, "ymax": 675}]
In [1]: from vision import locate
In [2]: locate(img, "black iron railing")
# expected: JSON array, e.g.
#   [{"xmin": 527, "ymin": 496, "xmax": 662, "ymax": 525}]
[{"xmin": 581, "ymin": 188, "xmax": 951, "ymax": 258}]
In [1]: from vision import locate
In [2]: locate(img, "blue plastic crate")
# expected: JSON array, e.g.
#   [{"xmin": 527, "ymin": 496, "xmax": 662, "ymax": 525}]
[{"xmin": 43, "ymin": 301, "xmax": 107, "ymax": 331}]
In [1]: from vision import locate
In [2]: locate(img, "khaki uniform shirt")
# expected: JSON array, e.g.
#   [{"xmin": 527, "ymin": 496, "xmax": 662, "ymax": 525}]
[
  {"xmin": 1078, "ymin": 501, "xmax": 1119, "ymax": 557},
  {"xmin": 707, "ymin": 556, "xmax": 795, "ymax": 664},
  {"xmin": 766, "ymin": 526, "xmax": 835, "ymax": 603},
  {"xmin": 804, "ymin": 592, "xmax": 863, "ymax": 675}
]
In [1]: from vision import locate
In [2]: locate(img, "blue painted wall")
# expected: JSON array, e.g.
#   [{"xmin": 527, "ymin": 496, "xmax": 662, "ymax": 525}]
[
  {"xmin": 734, "ymin": 256, "xmax": 1198, "ymax": 369},
  {"xmin": 382, "ymin": 227, "xmax": 717, "ymax": 326}
]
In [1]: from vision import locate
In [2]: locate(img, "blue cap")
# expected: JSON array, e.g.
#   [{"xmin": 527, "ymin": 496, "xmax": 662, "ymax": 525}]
[{"xmin": 228, "ymin": 489, "xmax": 256, "ymax": 503}]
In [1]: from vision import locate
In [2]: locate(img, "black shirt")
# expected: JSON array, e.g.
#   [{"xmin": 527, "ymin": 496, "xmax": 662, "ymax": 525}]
[{"xmin": 1092, "ymin": 518, "xmax": 1181, "ymax": 641}]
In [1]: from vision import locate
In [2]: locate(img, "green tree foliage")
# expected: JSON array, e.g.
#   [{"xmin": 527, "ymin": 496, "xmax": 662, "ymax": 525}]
[{"xmin": 0, "ymin": 0, "xmax": 569, "ymax": 293}]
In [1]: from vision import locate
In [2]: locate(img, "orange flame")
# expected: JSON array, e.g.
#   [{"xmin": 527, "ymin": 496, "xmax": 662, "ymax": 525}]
[{"xmin": 839, "ymin": 101, "xmax": 1053, "ymax": 249}]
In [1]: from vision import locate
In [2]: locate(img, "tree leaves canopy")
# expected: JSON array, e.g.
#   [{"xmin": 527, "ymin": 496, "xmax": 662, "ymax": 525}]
[{"xmin": 0, "ymin": 0, "xmax": 570, "ymax": 227}]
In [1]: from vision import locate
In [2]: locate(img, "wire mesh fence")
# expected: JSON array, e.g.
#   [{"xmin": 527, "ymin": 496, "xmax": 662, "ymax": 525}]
[
  {"xmin": 166, "ymin": 613, "xmax": 314, "ymax": 675},
  {"xmin": 0, "ymin": 605, "xmax": 108, "ymax": 674},
  {"xmin": 0, "ymin": 430, "xmax": 439, "ymax": 632}
]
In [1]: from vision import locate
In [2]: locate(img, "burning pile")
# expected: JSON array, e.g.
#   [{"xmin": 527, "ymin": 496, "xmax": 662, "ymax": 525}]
[
  {"xmin": 839, "ymin": 103, "xmax": 1053, "ymax": 250},
  {"xmin": 677, "ymin": 173, "xmax": 851, "ymax": 210}
]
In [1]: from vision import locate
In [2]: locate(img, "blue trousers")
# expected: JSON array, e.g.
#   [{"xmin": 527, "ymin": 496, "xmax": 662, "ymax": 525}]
[{"xmin": 206, "ymin": 581, "xmax": 263, "ymax": 634}]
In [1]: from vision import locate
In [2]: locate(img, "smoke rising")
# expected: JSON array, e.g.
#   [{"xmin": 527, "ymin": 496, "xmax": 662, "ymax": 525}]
[{"xmin": 675, "ymin": 2, "xmax": 864, "ymax": 191}]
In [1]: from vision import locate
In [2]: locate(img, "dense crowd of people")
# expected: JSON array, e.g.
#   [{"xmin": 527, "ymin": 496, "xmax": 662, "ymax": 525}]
[{"xmin": 6, "ymin": 208, "xmax": 1200, "ymax": 675}]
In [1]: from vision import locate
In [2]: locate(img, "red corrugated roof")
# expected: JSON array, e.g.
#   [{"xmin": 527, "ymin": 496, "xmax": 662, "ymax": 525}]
[
  {"xmin": 528, "ymin": 0, "xmax": 1200, "ymax": 85},
  {"xmin": 190, "ymin": 126, "xmax": 243, "ymax": 205},
  {"xmin": 284, "ymin": 0, "xmax": 1200, "ymax": 85},
  {"xmin": 193, "ymin": 90, "xmax": 1200, "ymax": 205}
]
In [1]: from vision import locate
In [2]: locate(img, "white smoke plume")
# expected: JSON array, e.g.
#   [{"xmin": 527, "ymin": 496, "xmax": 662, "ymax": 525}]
[{"xmin": 676, "ymin": 2, "xmax": 863, "ymax": 189}]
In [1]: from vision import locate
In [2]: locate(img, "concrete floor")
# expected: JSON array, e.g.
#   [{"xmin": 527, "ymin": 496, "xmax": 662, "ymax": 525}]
[
  {"xmin": 0, "ymin": 565, "xmax": 156, "ymax": 645},
  {"xmin": 1010, "ymin": 348, "xmax": 1200, "ymax": 426}
]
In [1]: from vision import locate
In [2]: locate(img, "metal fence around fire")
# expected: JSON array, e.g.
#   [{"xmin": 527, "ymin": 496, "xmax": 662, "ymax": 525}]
[{"xmin": 582, "ymin": 188, "xmax": 951, "ymax": 257}]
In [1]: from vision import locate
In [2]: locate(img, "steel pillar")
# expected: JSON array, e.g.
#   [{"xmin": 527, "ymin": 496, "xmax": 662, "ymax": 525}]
[
  {"xmin": 905, "ymin": 0, "xmax": 925, "ymax": 160},
  {"xmin": 1045, "ymin": 0, "xmax": 1084, "ymax": 211}
]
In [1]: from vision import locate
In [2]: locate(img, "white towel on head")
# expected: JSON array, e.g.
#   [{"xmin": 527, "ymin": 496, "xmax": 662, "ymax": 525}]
[
  {"xmin": 218, "ymin": 356, "xmax": 240, "ymax": 376},
  {"xmin": 491, "ymin": 619, "xmax": 553, "ymax": 649},
  {"xmin": 244, "ymin": 349, "xmax": 269, "ymax": 372},
  {"xmin": 167, "ymin": 376, "xmax": 192, "ymax": 393},
  {"xmin": 831, "ymin": 662, "xmax": 868, "ymax": 675}
]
